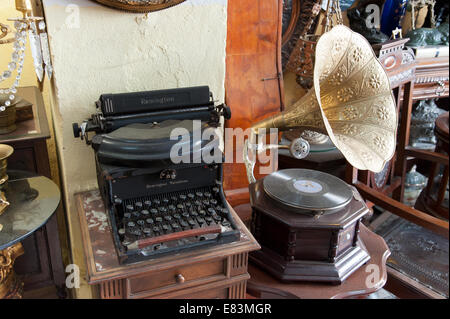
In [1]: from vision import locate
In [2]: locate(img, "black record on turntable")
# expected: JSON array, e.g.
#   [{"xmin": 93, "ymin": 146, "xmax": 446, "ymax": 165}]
[{"xmin": 263, "ymin": 169, "xmax": 353, "ymax": 213}]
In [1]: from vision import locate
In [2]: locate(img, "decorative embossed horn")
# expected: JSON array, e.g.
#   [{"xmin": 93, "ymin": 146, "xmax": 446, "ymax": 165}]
[{"xmin": 245, "ymin": 25, "xmax": 397, "ymax": 183}]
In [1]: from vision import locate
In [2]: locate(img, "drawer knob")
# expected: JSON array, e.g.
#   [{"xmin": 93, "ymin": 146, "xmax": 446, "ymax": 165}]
[{"xmin": 175, "ymin": 274, "xmax": 185, "ymax": 284}]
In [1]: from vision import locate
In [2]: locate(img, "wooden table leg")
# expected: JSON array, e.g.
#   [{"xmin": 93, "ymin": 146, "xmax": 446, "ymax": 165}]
[{"xmin": 0, "ymin": 243, "xmax": 24, "ymax": 299}]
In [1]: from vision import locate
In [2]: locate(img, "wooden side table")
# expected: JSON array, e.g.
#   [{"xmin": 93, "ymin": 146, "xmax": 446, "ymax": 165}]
[
  {"xmin": 75, "ymin": 190, "xmax": 260, "ymax": 299},
  {"xmin": 0, "ymin": 86, "xmax": 66, "ymax": 297},
  {"xmin": 247, "ymin": 224, "xmax": 390, "ymax": 299}
]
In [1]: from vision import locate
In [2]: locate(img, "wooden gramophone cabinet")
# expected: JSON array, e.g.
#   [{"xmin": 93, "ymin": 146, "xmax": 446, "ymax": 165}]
[{"xmin": 249, "ymin": 179, "xmax": 371, "ymax": 284}]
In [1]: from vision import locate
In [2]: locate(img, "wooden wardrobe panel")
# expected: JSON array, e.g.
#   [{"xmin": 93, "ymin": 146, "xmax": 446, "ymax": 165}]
[{"xmin": 224, "ymin": 0, "xmax": 284, "ymax": 201}]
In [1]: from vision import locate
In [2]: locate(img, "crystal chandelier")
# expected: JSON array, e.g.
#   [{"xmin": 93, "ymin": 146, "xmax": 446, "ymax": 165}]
[{"xmin": 0, "ymin": 0, "xmax": 53, "ymax": 112}]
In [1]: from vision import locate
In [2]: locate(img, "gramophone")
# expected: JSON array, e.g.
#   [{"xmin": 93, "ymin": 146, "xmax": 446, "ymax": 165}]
[{"xmin": 244, "ymin": 25, "xmax": 397, "ymax": 283}]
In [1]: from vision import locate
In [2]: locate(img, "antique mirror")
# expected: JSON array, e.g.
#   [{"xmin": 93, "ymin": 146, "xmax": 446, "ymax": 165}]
[{"xmin": 92, "ymin": 0, "xmax": 186, "ymax": 12}]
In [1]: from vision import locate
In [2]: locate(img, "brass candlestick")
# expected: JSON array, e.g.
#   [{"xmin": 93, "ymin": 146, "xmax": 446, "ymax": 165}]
[{"xmin": 0, "ymin": 144, "xmax": 13, "ymax": 216}]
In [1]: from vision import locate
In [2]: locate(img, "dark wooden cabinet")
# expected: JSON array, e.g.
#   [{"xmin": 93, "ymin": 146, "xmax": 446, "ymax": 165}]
[{"xmin": 0, "ymin": 86, "xmax": 66, "ymax": 297}]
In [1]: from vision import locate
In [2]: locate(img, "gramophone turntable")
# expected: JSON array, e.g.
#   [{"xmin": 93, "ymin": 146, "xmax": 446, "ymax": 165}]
[{"xmin": 244, "ymin": 25, "xmax": 397, "ymax": 284}]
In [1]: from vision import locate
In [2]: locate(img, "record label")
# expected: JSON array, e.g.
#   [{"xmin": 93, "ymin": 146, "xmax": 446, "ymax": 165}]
[
  {"xmin": 293, "ymin": 180, "xmax": 323, "ymax": 193},
  {"xmin": 263, "ymin": 169, "xmax": 353, "ymax": 212}
]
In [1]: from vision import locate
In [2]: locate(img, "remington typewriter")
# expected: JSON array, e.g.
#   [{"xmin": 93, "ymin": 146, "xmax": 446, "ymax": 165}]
[{"xmin": 73, "ymin": 86, "xmax": 240, "ymax": 264}]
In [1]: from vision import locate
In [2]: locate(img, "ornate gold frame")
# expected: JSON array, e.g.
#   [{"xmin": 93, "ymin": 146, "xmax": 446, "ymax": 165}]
[{"xmin": 93, "ymin": 0, "xmax": 186, "ymax": 13}]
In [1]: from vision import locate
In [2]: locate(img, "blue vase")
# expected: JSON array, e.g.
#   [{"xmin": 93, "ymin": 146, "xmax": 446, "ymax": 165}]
[{"xmin": 380, "ymin": 0, "xmax": 409, "ymax": 36}]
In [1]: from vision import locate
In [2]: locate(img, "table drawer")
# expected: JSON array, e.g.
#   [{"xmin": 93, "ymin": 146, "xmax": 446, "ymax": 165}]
[{"xmin": 127, "ymin": 258, "xmax": 227, "ymax": 296}]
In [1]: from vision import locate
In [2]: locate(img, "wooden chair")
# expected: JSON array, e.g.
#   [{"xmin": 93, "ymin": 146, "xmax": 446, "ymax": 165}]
[{"xmin": 346, "ymin": 71, "xmax": 449, "ymax": 298}]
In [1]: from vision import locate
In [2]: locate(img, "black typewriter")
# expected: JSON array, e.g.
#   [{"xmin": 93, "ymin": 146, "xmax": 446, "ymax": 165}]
[{"xmin": 73, "ymin": 86, "xmax": 240, "ymax": 264}]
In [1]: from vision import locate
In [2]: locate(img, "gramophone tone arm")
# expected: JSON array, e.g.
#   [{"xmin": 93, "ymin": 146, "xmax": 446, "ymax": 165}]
[{"xmin": 244, "ymin": 129, "xmax": 311, "ymax": 184}]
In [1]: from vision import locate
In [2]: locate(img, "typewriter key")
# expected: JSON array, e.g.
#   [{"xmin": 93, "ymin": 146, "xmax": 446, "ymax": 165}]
[
  {"xmin": 127, "ymin": 221, "xmax": 136, "ymax": 227},
  {"xmin": 137, "ymin": 220, "xmax": 145, "ymax": 226},
  {"xmin": 143, "ymin": 228, "xmax": 152, "ymax": 235},
  {"xmin": 171, "ymin": 223, "xmax": 180, "ymax": 229},
  {"xmin": 212, "ymin": 187, "xmax": 219, "ymax": 193},
  {"xmin": 122, "ymin": 239, "xmax": 132, "ymax": 246},
  {"xmin": 205, "ymin": 216, "xmax": 213, "ymax": 223},
  {"xmin": 124, "ymin": 213, "xmax": 131, "ymax": 219},
  {"xmin": 210, "ymin": 199, "xmax": 217, "ymax": 205},
  {"xmin": 153, "ymin": 226, "xmax": 160, "ymax": 232},
  {"xmin": 159, "ymin": 207, "xmax": 167, "ymax": 213},
  {"xmin": 179, "ymin": 194, "xmax": 187, "ymax": 200},
  {"xmin": 162, "ymin": 224, "xmax": 170, "ymax": 231},
  {"xmin": 132, "ymin": 229, "xmax": 142, "ymax": 236},
  {"xmin": 141, "ymin": 210, "xmax": 149, "ymax": 216},
  {"xmin": 171, "ymin": 196, "xmax": 178, "ymax": 202},
  {"xmin": 164, "ymin": 215, "xmax": 172, "ymax": 221},
  {"xmin": 196, "ymin": 217, "xmax": 205, "ymax": 224},
  {"xmin": 173, "ymin": 213, "xmax": 181, "ymax": 219},
  {"xmin": 187, "ymin": 193, "xmax": 195, "ymax": 199},
  {"xmin": 132, "ymin": 211, "xmax": 140, "ymax": 218},
  {"xmin": 168, "ymin": 205, "xmax": 176, "ymax": 211},
  {"xmin": 194, "ymin": 200, "xmax": 201, "ymax": 206},
  {"xmin": 196, "ymin": 192, "xmax": 203, "ymax": 197},
  {"xmin": 180, "ymin": 220, "xmax": 188, "ymax": 228},
  {"xmin": 118, "ymin": 228, "xmax": 125, "ymax": 235},
  {"xmin": 187, "ymin": 218, "xmax": 196, "ymax": 226},
  {"xmin": 135, "ymin": 201, "xmax": 143, "ymax": 209},
  {"xmin": 162, "ymin": 198, "xmax": 169, "ymax": 204},
  {"xmin": 204, "ymin": 192, "xmax": 211, "ymax": 198},
  {"xmin": 191, "ymin": 211, "xmax": 198, "ymax": 216},
  {"xmin": 126, "ymin": 204, "xmax": 134, "ymax": 212},
  {"xmin": 155, "ymin": 217, "xmax": 163, "ymax": 223},
  {"xmin": 221, "ymin": 220, "xmax": 230, "ymax": 227},
  {"xmin": 177, "ymin": 204, "xmax": 184, "ymax": 209},
  {"xmin": 150, "ymin": 208, "xmax": 158, "ymax": 214},
  {"xmin": 146, "ymin": 218, "xmax": 154, "ymax": 224},
  {"xmin": 207, "ymin": 208, "xmax": 216, "ymax": 214},
  {"xmin": 153, "ymin": 199, "xmax": 161, "ymax": 205},
  {"xmin": 182, "ymin": 212, "xmax": 189, "ymax": 218},
  {"xmin": 213, "ymin": 214, "xmax": 222, "ymax": 222},
  {"xmin": 203, "ymin": 199, "xmax": 210, "ymax": 205},
  {"xmin": 199, "ymin": 210, "xmax": 206, "ymax": 216},
  {"xmin": 144, "ymin": 200, "xmax": 152, "ymax": 207},
  {"xmin": 185, "ymin": 202, "xmax": 192, "ymax": 207}
]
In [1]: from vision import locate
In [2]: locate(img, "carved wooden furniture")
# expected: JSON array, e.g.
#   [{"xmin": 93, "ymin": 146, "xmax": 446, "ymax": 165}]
[
  {"xmin": 224, "ymin": 0, "xmax": 284, "ymax": 208},
  {"xmin": 75, "ymin": 190, "xmax": 260, "ymax": 299},
  {"xmin": 248, "ymin": 179, "xmax": 370, "ymax": 284},
  {"xmin": 247, "ymin": 224, "xmax": 390, "ymax": 299},
  {"xmin": 415, "ymin": 112, "xmax": 449, "ymax": 220},
  {"xmin": 413, "ymin": 56, "xmax": 449, "ymax": 101},
  {"xmin": 0, "ymin": 86, "xmax": 66, "ymax": 297}
]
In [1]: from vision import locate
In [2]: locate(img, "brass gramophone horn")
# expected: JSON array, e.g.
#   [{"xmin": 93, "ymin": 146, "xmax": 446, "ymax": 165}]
[{"xmin": 247, "ymin": 25, "xmax": 397, "ymax": 180}]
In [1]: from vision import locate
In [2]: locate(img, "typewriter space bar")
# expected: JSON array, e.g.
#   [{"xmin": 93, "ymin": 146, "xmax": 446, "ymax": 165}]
[{"xmin": 126, "ymin": 225, "xmax": 222, "ymax": 250}]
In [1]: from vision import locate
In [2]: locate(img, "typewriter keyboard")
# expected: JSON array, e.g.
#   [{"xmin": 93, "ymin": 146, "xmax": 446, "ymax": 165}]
[{"xmin": 118, "ymin": 186, "xmax": 235, "ymax": 252}]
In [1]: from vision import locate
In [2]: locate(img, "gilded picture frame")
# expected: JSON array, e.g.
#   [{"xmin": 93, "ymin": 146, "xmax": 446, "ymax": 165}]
[{"xmin": 93, "ymin": 0, "xmax": 186, "ymax": 13}]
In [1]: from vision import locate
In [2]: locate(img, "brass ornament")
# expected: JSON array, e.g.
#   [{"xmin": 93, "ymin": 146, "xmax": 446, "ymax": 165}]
[
  {"xmin": 246, "ymin": 25, "xmax": 397, "ymax": 182},
  {"xmin": 0, "ymin": 243, "xmax": 24, "ymax": 299},
  {"xmin": 92, "ymin": 0, "xmax": 186, "ymax": 13},
  {"xmin": 0, "ymin": 145, "xmax": 13, "ymax": 216}
]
